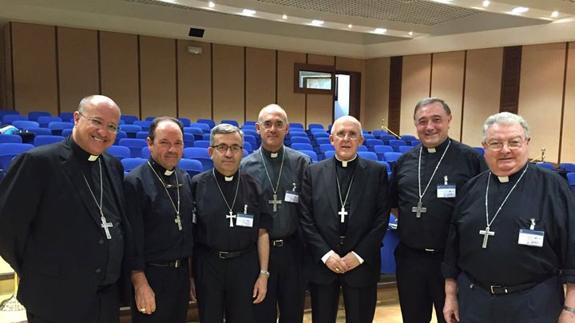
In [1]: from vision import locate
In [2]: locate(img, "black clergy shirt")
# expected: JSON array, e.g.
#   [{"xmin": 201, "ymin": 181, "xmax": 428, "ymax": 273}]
[
  {"xmin": 241, "ymin": 146, "xmax": 310, "ymax": 239},
  {"xmin": 390, "ymin": 138, "xmax": 485, "ymax": 251},
  {"xmin": 335, "ymin": 156, "xmax": 359, "ymax": 235},
  {"xmin": 124, "ymin": 159, "xmax": 194, "ymax": 270},
  {"xmin": 191, "ymin": 169, "xmax": 272, "ymax": 251},
  {"xmin": 442, "ymin": 163, "xmax": 575, "ymax": 286}
]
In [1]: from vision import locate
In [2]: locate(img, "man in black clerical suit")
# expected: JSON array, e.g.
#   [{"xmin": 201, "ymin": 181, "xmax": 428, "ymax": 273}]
[
  {"xmin": 300, "ymin": 116, "xmax": 389, "ymax": 323},
  {"xmin": 0, "ymin": 95, "xmax": 128, "ymax": 323},
  {"xmin": 124, "ymin": 117, "xmax": 194, "ymax": 322},
  {"xmin": 390, "ymin": 97, "xmax": 484, "ymax": 323},
  {"xmin": 443, "ymin": 112, "xmax": 575, "ymax": 323},
  {"xmin": 191, "ymin": 123, "xmax": 272, "ymax": 323},
  {"xmin": 241, "ymin": 104, "xmax": 311, "ymax": 323}
]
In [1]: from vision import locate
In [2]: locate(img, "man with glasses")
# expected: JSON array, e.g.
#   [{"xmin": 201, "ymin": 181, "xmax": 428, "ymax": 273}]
[
  {"xmin": 191, "ymin": 123, "xmax": 272, "ymax": 323},
  {"xmin": 0, "ymin": 95, "xmax": 129, "ymax": 323},
  {"xmin": 124, "ymin": 117, "xmax": 194, "ymax": 322},
  {"xmin": 300, "ymin": 116, "xmax": 389, "ymax": 323},
  {"xmin": 442, "ymin": 112, "xmax": 575, "ymax": 323},
  {"xmin": 241, "ymin": 104, "xmax": 311, "ymax": 323},
  {"xmin": 389, "ymin": 97, "xmax": 484, "ymax": 323}
]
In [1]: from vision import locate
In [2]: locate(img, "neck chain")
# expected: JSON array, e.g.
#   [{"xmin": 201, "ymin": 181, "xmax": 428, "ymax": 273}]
[
  {"xmin": 484, "ymin": 165, "xmax": 529, "ymax": 230},
  {"xmin": 260, "ymin": 147, "xmax": 285, "ymax": 212},
  {"xmin": 417, "ymin": 139, "xmax": 451, "ymax": 203},
  {"xmin": 147, "ymin": 161, "xmax": 182, "ymax": 231},
  {"xmin": 336, "ymin": 167, "xmax": 355, "ymax": 223},
  {"xmin": 212, "ymin": 168, "xmax": 241, "ymax": 218},
  {"xmin": 82, "ymin": 158, "xmax": 114, "ymax": 239}
]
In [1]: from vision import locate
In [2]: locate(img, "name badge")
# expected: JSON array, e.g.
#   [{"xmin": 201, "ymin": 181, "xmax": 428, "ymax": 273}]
[
  {"xmin": 236, "ymin": 213, "xmax": 254, "ymax": 228},
  {"xmin": 437, "ymin": 184, "xmax": 456, "ymax": 198},
  {"xmin": 284, "ymin": 191, "xmax": 299, "ymax": 203},
  {"xmin": 518, "ymin": 229, "xmax": 544, "ymax": 247}
]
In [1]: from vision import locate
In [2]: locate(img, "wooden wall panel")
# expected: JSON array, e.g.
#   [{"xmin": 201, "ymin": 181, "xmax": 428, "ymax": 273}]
[
  {"xmin": 518, "ymin": 43, "xmax": 566, "ymax": 163},
  {"xmin": 99, "ymin": 31, "xmax": 139, "ymax": 117},
  {"xmin": 400, "ymin": 54, "xmax": 431, "ymax": 136},
  {"xmin": 431, "ymin": 51, "xmax": 465, "ymax": 141},
  {"xmin": 177, "ymin": 40, "xmax": 211, "ymax": 121},
  {"xmin": 462, "ymin": 48, "xmax": 503, "ymax": 147},
  {"xmin": 500, "ymin": 46, "xmax": 522, "ymax": 113},
  {"xmin": 212, "ymin": 44, "xmax": 244, "ymax": 124},
  {"xmin": 57, "ymin": 27, "xmax": 99, "ymax": 112},
  {"xmin": 246, "ymin": 47, "xmax": 276, "ymax": 122},
  {"xmin": 336, "ymin": 57, "xmax": 366, "ymax": 125},
  {"xmin": 11, "ymin": 22, "xmax": 58, "ymax": 114},
  {"xmin": 277, "ymin": 51, "xmax": 306, "ymax": 125},
  {"xmin": 364, "ymin": 57, "xmax": 390, "ymax": 132},
  {"xmin": 307, "ymin": 54, "xmax": 334, "ymax": 126},
  {"xmin": 0, "ymin": 24, "xmax": 11, "ymax": 109},
  {"xmin": 561, "ymin": 42, "xmax": 575, "ymax": 163},
  {"xmin": 139, "ymin": 36, "xmax": 177, "ymax": 119}
]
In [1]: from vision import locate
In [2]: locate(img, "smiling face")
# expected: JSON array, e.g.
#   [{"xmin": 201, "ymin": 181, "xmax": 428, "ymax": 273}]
[
  {"xmin": 414, "ymin": 101, "xmax": 452, "ymax": 148},
  {"xmin": 329, "ymin": 117, "xmax": 364, "ymax": 161},
  {"xmin": 72, "ymin": 96, "xmax": 120, "ymax": 155},
  {"xmin": 208, "ymin": 132, "xmax": 243, "ymax": 176},
  {"xmin": 482, "ymin": 122, "xmax": 530, "ymax": 177},
  {"xmin": 256, "ymin": 105, "xmax": 289, "ymax": 152},
  {"xmin": 148, "ymin": 120, "xmax": 184, "ymax": 170}
]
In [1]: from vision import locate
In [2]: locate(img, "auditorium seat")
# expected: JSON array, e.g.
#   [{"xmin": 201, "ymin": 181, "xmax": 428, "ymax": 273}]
[
  {"xmin": 409, "ymin": 139, "xmax": 421, "ymax": 146},
  {"xmin": 194, "ymin": 140, "xmax": 210, "ymax": 148},
  {"xmin": 134, "ymin": 120, "xmax": 152, "ymax": 131},
  {"xmin": 388, "ymin": 139, "xmax": 407, "ymax": 152},
  {"xmin": 183, "ymin": 133, "xmax": 195, "ymax": 148},
  {"xmin": 0, "ymin": 143, "xmax": 35, "ymax": 171},
  {"xmin": 178, "ymin": 158, "xmax": 203, "ymax": 177},
  {"xmin": 535, "ymin": 162, "xmax": 555, "ymax": 170},
  {"xmin": 135, "ymin": 131, "xmax": 149, "ymax": 139},
  {"xmin": 0, "ymin": 134, "xmax": 22, "ymax": 143},
  {"xmin": 398, "ymin": 145, "xmax": 413, "ymax": 154},
  {"xmin": 364, "ymin": 139, "xmax": 384, "ymax": 151},
  {"xmin": 400, "ymin": 135, "xmax": 417, "ymax": 143},
  {"xmin": 308, "ymin": 123, "xmax": 324, "ymax": 132},
  {"xmin": 107, "ymin": 145, "xmax": 131, "ymax": 160},
  {"xmin": 197, "ymin": 119, "xmax": 215, "ymax": 129},
  {"xmin": 144, "ymin": 116, "xmax": 156, "ymax": 121},
  {"xmin": 298, "ymin": 149, "xmax": 318, "ymax": 162},
  {"xmin": 358, "ymin": 145, "xmax": 368, "ymax": 151},
  {"xmin": 473, "ymin": 147, "xmax": 485, "ymax": 156},
  {"xmin": 27, "ymin": 127, "xmax": 52, "ymax": 136},
  {"xmin": 373, "ymin": 145, "xmax": 394, "ymax": 160},
  {"xmin": 37, "ymin": 116, "xmax": 62, "ymax": 128},
  {"xmin": 383, "ymin": 152, "xmax": 402, "ymax": 167},
  {"xmin": 48, "ymin": 121, "xmax": 74, "ymax": 136},
  {"xmin": 290, "ymin": 136, "xmax": 312, "ymax": 144},
  {"xmin": 190, "ymin": 123, "xmax": 211, "ymax": 133},
  {"xmin": 12, "ymin": 120, "xmax": 40, "ymax": 130},
  {"xmin": 141, "ymin": 146, "xmax": 150, "ymax": 159},
  {"xmin": 121, "ymin": 158, "xmax": 147, "ymax": 172},
  {"xmin": 119, "ymin": 124, "xmax": 142, "ymax": 138},
  {"xmin": 567, "ymin": 172, "xmax": 575, "ymax": 192},
  {"xmin": 315, "ymin": 137, "xmax": 330, "ymax": 145},
  {"xmin": 2, "ymin": 114, "xmax": 27, "ymax": 124},
  {"xmin": 323, "ymin": 150, "xmax": 335, "ymax": 159},
  {"xmin": 243, "ymin": 135, "xmax": 258, "ymax": 150},
  {"xmin": 289, "ymin": 123, "xmax": 304, "ymax": 129},
  {"xmin": 184, "ymin": 147, "xmax": 212, "ymax": 171},
  {"xmin": 358, "ymin": 151, "xmax": 378, "ymax": 161},
  {"xmin": 33, "ymin": 135, "xmax": 65, "ymax": 146},
  {"xmin": 59, "ymin": 112, "xmax": 74, "ymax": 122},
  {"xmin": 243, "ymin": 121, "xmax": 256, "ymax": 127},
  {"xmin": 61, "ymin": 128, "xmax": 73, "ymax": 137},
  {"xmin": 114, "ymin": 131, "xmax": 127, "ymax": 145},
  {"xmin": 183, "ymin": 127, "xmax": 204, "ymax": 140},
  {"xmin": 120, "ymin": 115, "xmax": 139, "ymax": 124},
  {"xmin": 291, "ymin": 143, "xmax": 314, "ymax": 151},
  {"xmin": 178, "ymin": 117, "xmax": 191, "ymax": 127},
  {"xmin": 243, "ymin": 142, "xmax": 253, "ymax": 153},
  {"xmin": 560, "ymin": 163, "xmax": 575, "ymax": 173},
  {"xmin": 221, "ymin": 119, "xmax": 239, "ymax": 127},
  {"xmin": 28, "ymin": 111, "xmax": 51, "ymax": 121},
  {"xmin": 118, "ymin": 138, "xmax": 148, "ymax": 158}
]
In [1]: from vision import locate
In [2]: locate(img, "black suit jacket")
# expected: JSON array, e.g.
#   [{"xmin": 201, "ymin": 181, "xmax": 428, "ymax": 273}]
[
  {"xmin": 300, "ymin": 157, "xmax": 390, "ymax": 287},
  {"xmin": 0, "ymin": 140, "xmax": 128, "ymax": 322}
]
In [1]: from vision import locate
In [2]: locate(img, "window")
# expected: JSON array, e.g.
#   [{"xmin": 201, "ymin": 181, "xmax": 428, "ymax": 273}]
[{"xmin": 294, "ymin": 63, "xmax": 334, "ymax": 94}]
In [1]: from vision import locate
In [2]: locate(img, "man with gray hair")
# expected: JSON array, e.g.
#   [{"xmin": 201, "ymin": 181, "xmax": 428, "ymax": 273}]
[
  {"xmin": 241, "ymin": 104, "xmax": 311, "ymax": 323},
  {"xmin": 191, "ymin": 123, "xmax": 272, "ymax": 323},
  {"xmin": 390, "ymin": 97, "xmax": 484, "ymax": 323},
  {"xmin": 442, "ymin": 112, "xmax": 575, "ymax": 323}
]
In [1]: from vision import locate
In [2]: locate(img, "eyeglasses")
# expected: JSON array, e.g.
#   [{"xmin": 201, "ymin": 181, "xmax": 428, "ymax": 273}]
[
  {"xmin": 334, "ymin": 131, "xmax": 360, "ymax": 140},
  {"xmin": 211, "ymin": 144, "xmax": 243, "ymax": 153},
  {"xmin": 259, "ymin": 120, "xmax": 286, "ymax": 129},
  {"xmin": 485, "ymin": 137, "xmax": 526, "ymax": 151},
  {"xmin": 78, "ymin": 112, "xmax": 118, "ymax": 133}
]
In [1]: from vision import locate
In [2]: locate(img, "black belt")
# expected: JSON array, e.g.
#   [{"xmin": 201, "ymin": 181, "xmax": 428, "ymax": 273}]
[
  {"xmin": 147, "ymin": 258, "xmax": 187, "ymax": 269},
  {"xmin": 400, "ymin": 243, "xmax": 443, "ymax": 254},
  {"xmin": 210, "ymin": 246, "xmax": 255, "ymax": 259},
  {"xmin": 468, "ymin": 274, "xmax": 541, "ymax": 295},
  {"xmin": 271, "ymin": 235, "xmax": 295, "ymax": 247}
]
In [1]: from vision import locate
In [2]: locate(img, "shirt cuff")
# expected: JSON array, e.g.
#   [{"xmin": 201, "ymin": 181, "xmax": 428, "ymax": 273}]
[
  {"xmin": 321, "ymin": 250, "xmax": 336, "ymax": 264},
  {"xmin": 351, "ymin": 251, "xmax": 364, "ymax": 264}
]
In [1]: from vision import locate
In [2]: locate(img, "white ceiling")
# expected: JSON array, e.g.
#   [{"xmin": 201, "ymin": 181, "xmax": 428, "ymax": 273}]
[{"xmin": 1, "ymin": 0, "xmax": 575, "ymax": 58}]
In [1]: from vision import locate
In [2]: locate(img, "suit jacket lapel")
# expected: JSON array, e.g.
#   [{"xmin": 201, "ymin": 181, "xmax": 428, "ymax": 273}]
[
  {"xmin": 102, "ymin": 154, "xmax": 125, "ymax": 218},
  {"xmin": 349, "ymin": 157, "xmax": 367, "ymax": 222},
  {"xmin": 324, "ymin": 160, "xmax": 339, "ymax": 222}
]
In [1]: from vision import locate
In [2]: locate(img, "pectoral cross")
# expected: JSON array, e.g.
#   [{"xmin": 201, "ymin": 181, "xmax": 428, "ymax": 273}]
[
  {"xmin": 175, "ymin": 213, "xmax": 182, "ymax": 231},
  {"xmin": 100, "ymin": 216, "xmax": 113, "ymax": 240},
  {"xmin": 268, "ymin": 194, "xmax": 282, "ymax": 212},
  {"xmin": 226, "ymin": 210, "xmax": 236, "ymax": 227},
  {"xmin": 479, "ymin": 226, "xmax": 495, "ymax": 248},
  {"xmin": 338, "ymin": 206, "xmax": 348, "ymax": 223},
  {"xmin": 411, "ymin": 201, "xmax": 427, "ymax": 218}
]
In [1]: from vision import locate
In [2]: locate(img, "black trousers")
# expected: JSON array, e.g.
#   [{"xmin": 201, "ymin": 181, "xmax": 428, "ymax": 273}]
[
  {"xmin": 457, "ymin": 273, "xmax": 564, "ymax": 323},
  {"xmin": 194, "ymin": 248, "xmax": 259, "ymax": 323},
  {"xmin": 395, "ymin": 243, "xmax": 446, "ymax": 323},
  {"xmin": 254, "ymin": 238, "xmax": 305, "ymax": 323},
  {"xmin": 26, "ymin": 284, "xmax": 119, "ymax": 323},
  {"xmin": 309, "ymin": 278, "xmax": 377, "ymax": 323},
  {"xmin": 130, "ymin": 263, "xmax": 190, "ymax": 323}
]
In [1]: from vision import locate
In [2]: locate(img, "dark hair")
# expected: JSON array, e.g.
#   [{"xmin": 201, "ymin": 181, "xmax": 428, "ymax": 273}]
[
  {"xmin": 413, "ymin": 97, "xmax": 451, "ymax": 119},
  {"xmin": 148, "ymin": 117, "xmax": 184, "ymax": 141}
]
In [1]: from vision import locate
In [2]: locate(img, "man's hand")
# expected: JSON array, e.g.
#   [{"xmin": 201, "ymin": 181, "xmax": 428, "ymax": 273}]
[
  {"xmin": 131, "ymin": 271, "xmax": 156, "ymax": 315},
  {"xmin": 252, "ymin": 274, "xmax": 268, "ymax": 304},
  {"xmin": 443, "ymin": 279, "xmax": 459, "ymax": 323},
  {"xmin": 189, "ymin": 277, "xmax": 197, "ymax": 303},
  {"xmin": 559, "ymin": 309, "xmax": 575, "ymax": 323},
  {"xmin": 341, "ymin": 252, "xmax": 361, "ymax": 271},
  {"xmin": 325, "ymin": 254, "xmax": 348, "ymax": 274}
]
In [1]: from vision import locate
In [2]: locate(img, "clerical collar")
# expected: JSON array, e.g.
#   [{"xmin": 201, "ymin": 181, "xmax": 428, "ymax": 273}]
[
  {"xmin": 335, "ymin": 154, "xmax": 358, "ymax": 168},
  {"xmin": 149, "ymin": 159, "xmax": 176, "ymax": 176},
  {"xmin": 261, "ymin": 146, "xmax": 284, "ymax": 159},
  {"xmin": 69, "ymin": 137, "xmax": 100, "ymax": 162},
  {"xmin": 492, "ymin": 163, "xmax": 529, "ymax": 184},
  {"xmin": 423, "ymin": 138, "xmax": 450, "ymax": 154},
  {"xmin": 214, "ymin": 168, "xmax": 238, "ymax": 182}
]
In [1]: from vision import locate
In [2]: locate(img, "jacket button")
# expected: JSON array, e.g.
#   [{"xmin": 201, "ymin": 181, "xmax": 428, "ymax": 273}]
[
  {"xmin": 95, "ymin": 268, "xmax": 102, "ymax": 273},
  {"xmin": 98, "ymin": 239, "xmax": 104, "ymax": 245}
]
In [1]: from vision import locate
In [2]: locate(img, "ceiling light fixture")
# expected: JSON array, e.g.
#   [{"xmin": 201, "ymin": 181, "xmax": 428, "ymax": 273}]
[
  {"xmin": 510, "ymin": 7, "xmax": 529, "ymax": 15},
  {"xmin": 310, "ymin": 20, "xmax": 324, "ymax": 26},
  {"xmin": 482, "ymin": 0, "xmax": 490, "ymax": 7},
  {"xmin": 241, "ymin": 9, "xmax": 256, "ymax": 16},
  {"xmin": 373, "ymin": 28, "xmax": 387, "ymax": 34},
  {"xmin": 408, "ymin": 31, "xmax": 414, "ymax": 36},
  {"xmin": 208, "ymin": 1, "xmax": 215, "ymax": 8},
  {"xmin": 348, "ymin": 24, "xmax": 353, "ymax": 29},
  {"xmin": 282, "ymin": 14, "xmax": 288, "ymax": 20},
  {"xmin": 551, "ymin": 11, "xmax": 559, "ymax": 18}
]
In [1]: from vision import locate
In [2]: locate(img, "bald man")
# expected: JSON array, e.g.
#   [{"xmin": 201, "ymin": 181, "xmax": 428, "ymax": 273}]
[
  {"xmin": 0, "ymin": 95, "xmax": 129, "ymax": 323},
  {"xmin": 300, "ymin": 116, "xmax": 390, "ymax": 323}
]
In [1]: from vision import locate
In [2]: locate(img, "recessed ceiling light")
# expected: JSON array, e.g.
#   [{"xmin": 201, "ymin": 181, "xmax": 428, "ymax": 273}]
[
  {"xmin": 432, "ymin": 0, "xmax": 452, "ymax": 3},
  {"xmin": 208, "ymin": 1, "xmax": 215, "ymax": 8},
  {"xmin": 551, "ymin": 11, "xmax": 559, "ymax": 18},
  {"xmin": 482, "ymin": 0, "xmax": 490, "ymax": 7},
  {"xmin": 348, "ymin": 24, "xmax": 353, "ymax": 29},
  {"xmin": 241, "ymin": 9, "xmax": 256, "ymax": 16},
  {"xmin": 408, "ymin": 31, "xmax": 414, "ymax": 36},
  {"xmin": 310, "ymin": 20, "xmax": 324, "ymax": 26},
  {"xmin": 373, "ymin": 28, "xmax": 387, "ymax": 34},
  {"xmin": 511, "ymin": 7, "xmax": 529, "ymax": 15},
  {"xmin": 282, "ymin": 14, "xmax": 288, "ymax": 20}
]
